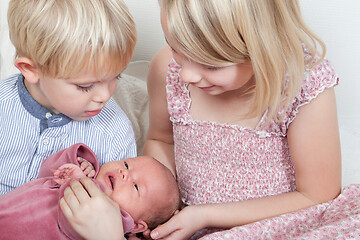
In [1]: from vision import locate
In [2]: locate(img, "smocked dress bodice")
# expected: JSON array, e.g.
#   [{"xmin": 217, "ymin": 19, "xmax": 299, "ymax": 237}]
[{"xmin": 166, "ymin": 57, "xmax": 338, "ymax": 206}]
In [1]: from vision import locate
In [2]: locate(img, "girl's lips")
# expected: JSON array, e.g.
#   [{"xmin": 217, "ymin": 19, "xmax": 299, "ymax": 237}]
[
  {"xmin": 198, "ymin": 85, "xmax": 215, "ymax": 91},
  {"xmin": 85, "ymin": 108, "xmax": 102, "ymax": 116}
]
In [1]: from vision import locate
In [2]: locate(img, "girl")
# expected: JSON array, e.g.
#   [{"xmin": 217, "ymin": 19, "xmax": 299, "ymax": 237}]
[
  {"xmin": 143, "ymin": 0, "xmax": 342, "ymax": 239},
  {"xmin": 61, "ymin": 0, "xmax": 360, "ymax": 239}
]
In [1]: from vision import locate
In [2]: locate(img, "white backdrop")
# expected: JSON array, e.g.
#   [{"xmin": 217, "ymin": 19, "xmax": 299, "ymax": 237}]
[{"xmin": 1, "ymin": 0, "xmax": 359, "ymax": 186}]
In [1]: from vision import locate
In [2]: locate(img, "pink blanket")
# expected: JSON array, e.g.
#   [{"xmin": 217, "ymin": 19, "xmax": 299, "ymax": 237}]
[{"xmin": 0, "ymin": 143, "xmax": 135, "ymax": 240}]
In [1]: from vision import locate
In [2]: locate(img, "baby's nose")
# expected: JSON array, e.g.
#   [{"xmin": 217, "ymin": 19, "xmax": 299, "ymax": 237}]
[{"xmin": 119, "ymin": 169, "xmax": 130, "ymax": 181}]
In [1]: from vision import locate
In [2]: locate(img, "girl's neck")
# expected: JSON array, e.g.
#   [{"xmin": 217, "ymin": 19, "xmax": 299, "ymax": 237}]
[{"xmin": 188, "ymin": 82, "xmax": 261, "ymax": 129}]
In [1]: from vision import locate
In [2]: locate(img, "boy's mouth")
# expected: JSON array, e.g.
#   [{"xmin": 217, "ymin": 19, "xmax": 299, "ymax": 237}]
[{"xmin": 85, "ymin": 108, "xmax": 103, "ymax": 116}]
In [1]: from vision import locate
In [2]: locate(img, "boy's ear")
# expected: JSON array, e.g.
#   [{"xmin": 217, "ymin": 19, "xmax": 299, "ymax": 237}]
[
  {"xmin": 130, "ymin": 219, "xmax": 148, "ymax": 234},
  {"xmin": 14, "ymin": 57, "xmax": 40, "ymax": 84}
]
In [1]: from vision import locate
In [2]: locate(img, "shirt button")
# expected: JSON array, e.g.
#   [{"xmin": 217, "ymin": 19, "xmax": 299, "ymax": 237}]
[
  {"xmin": 43, "ymin": 137, "xmax": 50, "ymax": 145},
  {"xmin": 45, "ymin": 112, "xmax": 52, "ymax": 119},
  {"xmin": 52, "ymin": 117, "xmax": 62, "ymax": 123}
]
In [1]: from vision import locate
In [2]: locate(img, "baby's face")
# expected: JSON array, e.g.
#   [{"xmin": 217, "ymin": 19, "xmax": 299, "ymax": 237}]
[{"xmin": 96, "ymin": 156, "xmax": 170, "ymax": 221}]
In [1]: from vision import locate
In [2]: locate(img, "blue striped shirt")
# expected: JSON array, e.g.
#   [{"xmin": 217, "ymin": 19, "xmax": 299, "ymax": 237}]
[{"xmin": 0, "ymin": 73, "xmax": 137, "ymax": 195}]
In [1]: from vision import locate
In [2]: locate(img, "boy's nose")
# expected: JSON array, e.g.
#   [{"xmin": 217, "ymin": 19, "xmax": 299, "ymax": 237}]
[
  {"xmin": 180, "ymin": 63, "xmax": 202, "ymax": 84},
  {"xmin": 93, "ymin": 84, "xmax": 112, "ymax": 103}
]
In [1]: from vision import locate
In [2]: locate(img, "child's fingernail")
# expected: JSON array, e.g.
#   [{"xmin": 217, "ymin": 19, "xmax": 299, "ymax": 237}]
[{"xmin": 151, "ymin": 231, "xmax": 159, "ymax": 239}]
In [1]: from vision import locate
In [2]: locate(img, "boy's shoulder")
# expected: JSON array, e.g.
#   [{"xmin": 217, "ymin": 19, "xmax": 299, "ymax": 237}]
[
  {"xmin": 99, "ymin": 98, "xmax": 131, "ymax": 123},
  {"xmin": 0, "ymin": 73, "xmax": 20, "ymax": 101},
  {"xmin": 87, "ymin": 98, "xmax": 134, "ymax": 135},
  {"xmin": 83, "ymin": 99, "xmax": 137, "ymax": 161}
]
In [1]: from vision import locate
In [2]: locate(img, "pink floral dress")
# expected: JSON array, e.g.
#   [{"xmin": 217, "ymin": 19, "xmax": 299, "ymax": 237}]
[{"xmin": 165, "ymin": 54, "xmax": 360, "ymax": 239}]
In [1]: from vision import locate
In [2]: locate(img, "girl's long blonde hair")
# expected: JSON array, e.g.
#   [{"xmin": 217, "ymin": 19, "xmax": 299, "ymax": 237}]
[{"xmin": 159, "ymin": 0, "xmax": 326, "ymax": 123}]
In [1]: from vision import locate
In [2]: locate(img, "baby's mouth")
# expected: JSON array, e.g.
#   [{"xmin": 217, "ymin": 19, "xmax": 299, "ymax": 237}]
[{"xmin": 109, "ymin": 176, "xmax": 115, "ymax": 190}]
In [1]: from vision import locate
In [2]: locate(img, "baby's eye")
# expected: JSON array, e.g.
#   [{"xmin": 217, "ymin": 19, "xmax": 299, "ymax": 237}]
[
  {"xmin": 134, "ymin": 183, "xmax": 139, "ymax": 191},
  {"xmin": 124, "ymin": 162, "xmax": 129, "ymax": 169}
]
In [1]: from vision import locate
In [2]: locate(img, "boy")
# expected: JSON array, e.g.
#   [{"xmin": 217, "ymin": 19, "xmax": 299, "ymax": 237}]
[
  {"xmin": 0, "ymin": 0, "xmax": 137, "ymax": 195},
  {"xmin": 0, "ymin": 143, "xmax": 181, "ymax": 239}
]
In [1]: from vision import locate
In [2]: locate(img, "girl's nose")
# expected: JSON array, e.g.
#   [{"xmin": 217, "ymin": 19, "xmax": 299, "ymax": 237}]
[{"xmin": 180, "ymin": 62, "xmax": 202, "ymax": 84}]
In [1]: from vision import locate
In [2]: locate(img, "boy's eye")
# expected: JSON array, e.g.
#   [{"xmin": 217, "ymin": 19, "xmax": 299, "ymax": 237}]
[
  {"xmin": 134, "ymin": 183, "xmax": 138, "ymax": 191},
  {"xmin": 124, "ymin": 162, "xmax": 129, "ymax": 169},
  {"xmin": 77, "ymin": 84, "xmax": 94, "ymax": 92}
]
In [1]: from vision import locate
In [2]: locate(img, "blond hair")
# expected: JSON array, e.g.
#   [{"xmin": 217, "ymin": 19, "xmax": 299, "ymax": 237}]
[
  {"xmin": 8, "ymin": 0, "xmax": 137, "ymax": 78},
  {"xmin": 159, "ymin": 0, "xmax": 326, "ymax": 123}
]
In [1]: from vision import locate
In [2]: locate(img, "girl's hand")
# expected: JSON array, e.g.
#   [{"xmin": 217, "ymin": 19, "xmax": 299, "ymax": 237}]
[
  {"xmin": 150, "ymin": 206, "xmax": 205, "ymax": 240},
  {"xmin": 60, "ymin": 177, "xmax": 124, "ymax": 240}
]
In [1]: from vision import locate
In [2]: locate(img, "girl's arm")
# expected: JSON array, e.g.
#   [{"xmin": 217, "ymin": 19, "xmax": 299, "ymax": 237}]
[
  {"xmin": 150, "ymin": 87, "xmax": 341, "ymax": 240},
  {"xmin": 142, "ymin": 46, "xmax": 176, "ymax": 176},
  {"xmin": 286, "ymin": 87, "xmax": 341, "ymax": 203}
]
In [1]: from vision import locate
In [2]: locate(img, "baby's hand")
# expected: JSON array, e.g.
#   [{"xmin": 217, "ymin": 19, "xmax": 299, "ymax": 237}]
[
  {"xmin": 52, "ymin": 163, "xmax": 85, "ymax": 185},
  {"xmin": 77, "ymin": 157, "xmax": 96, "ymax": 178},
  {"xmin": 52, "ymin": 158, "xmax": 95, "ymax": 185}
]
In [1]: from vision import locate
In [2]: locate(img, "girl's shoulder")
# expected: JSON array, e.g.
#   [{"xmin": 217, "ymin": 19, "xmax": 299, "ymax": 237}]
[
  {"xmin": 273, "ymin": 57, "xmax": 339, "ymax": 135},
  {"xmin": 167, "ymin": 59, "xmax": 182, "ymax": 81},
  {"xmin": 302, "ymin": 56, "xmax": 338, "ymax": 95},
  {"xmin": 295, "ymin": 57, "xmax": 338, "ymax": 113}
]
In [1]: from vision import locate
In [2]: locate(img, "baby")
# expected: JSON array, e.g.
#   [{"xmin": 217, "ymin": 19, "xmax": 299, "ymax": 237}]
[{"xmin": 0, "ymin": 143, "xmax": 180, "ymax": 239}]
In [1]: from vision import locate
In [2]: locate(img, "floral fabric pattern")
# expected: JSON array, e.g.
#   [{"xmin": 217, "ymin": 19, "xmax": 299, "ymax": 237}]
[{"xmin": 166, "ymin": 54, "xmax": 360, "ymax": 239}]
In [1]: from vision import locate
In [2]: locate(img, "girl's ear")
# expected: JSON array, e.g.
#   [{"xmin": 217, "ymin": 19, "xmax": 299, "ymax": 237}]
[
  {"xmin": 14, "ymin": 57, "xmax": 41, "ymax": 84},
  {"xmin": 130, "ymin": 219, "xmax": 148, "ymax": 234}
]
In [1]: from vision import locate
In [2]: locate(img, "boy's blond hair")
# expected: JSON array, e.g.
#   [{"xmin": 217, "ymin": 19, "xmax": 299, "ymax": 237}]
[
  {"xmin": 8, "ymin": 0, "xmax": 137, "ymax": 78},
  {"xmin": 159, "ymin": 0, "xmax": 326, "ymax": 123}
]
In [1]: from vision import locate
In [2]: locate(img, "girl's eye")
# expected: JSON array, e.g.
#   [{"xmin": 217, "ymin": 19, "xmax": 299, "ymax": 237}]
[
  {"xmin": 124, "ymin": 162, "xmax": 129, "ymax": 169},
  {"xmin": 204, "ymin": 65, "xmax": 220, "ymax": 71},
  {"xmin": 134, "ymin": 183, "xmax": 139, "ymax": 191},
  {"xmin": 77, "ymin": 84, "xmax": 94, "ymax": 92}
]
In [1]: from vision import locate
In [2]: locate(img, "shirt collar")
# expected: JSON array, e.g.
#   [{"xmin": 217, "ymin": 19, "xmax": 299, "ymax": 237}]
[{"xmin": 17, "ymin": 74, "xmax": 72, "ymax": 131}]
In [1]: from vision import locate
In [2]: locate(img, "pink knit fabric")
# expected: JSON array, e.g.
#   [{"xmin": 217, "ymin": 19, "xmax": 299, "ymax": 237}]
[
  {"xmin": 166, "ymin": 54, "xmax": 360, "ymax": 239},
  {"xmin": 0, "ymin": 144, "xmax": 135, "ymax": 239}
]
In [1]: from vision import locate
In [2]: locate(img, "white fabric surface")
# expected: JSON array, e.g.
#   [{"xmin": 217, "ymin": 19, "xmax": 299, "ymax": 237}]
[{"xmin": 116, "ymin": 61, "xmax": 150, "ymax": 155}]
